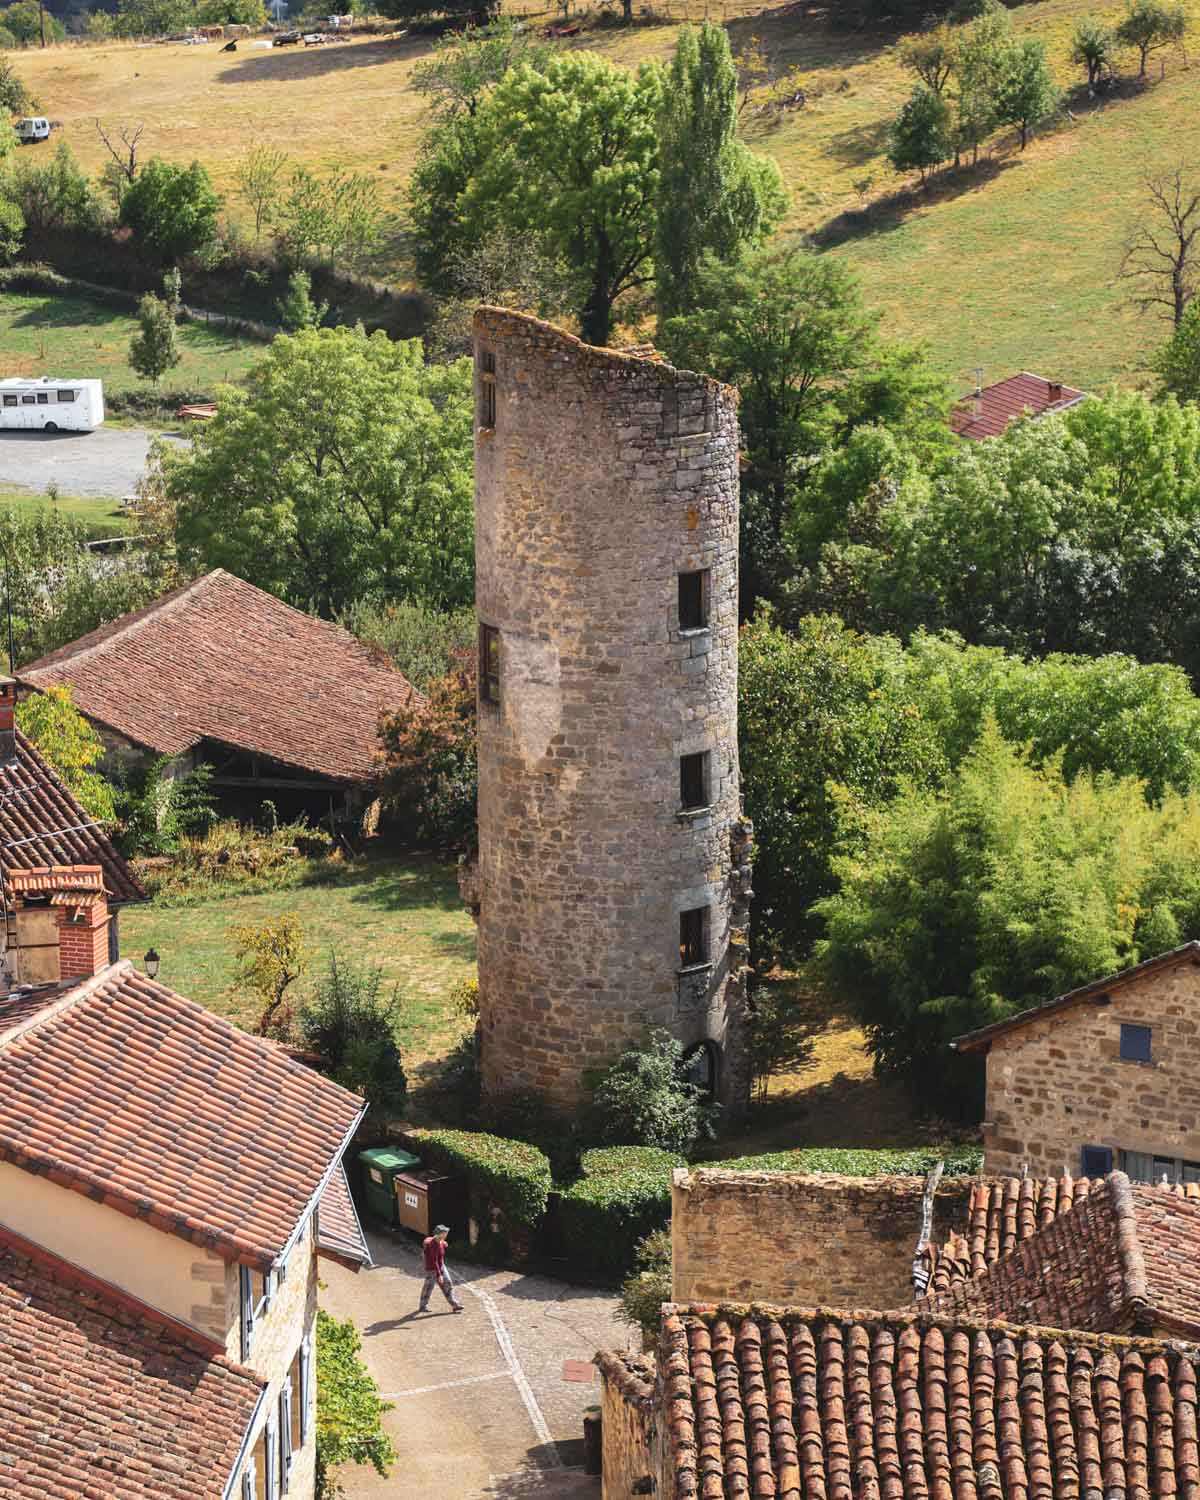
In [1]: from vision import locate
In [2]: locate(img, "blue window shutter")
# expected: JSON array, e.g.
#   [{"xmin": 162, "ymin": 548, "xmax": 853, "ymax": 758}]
[{"xmin": 1120, "ymin": 1024, "xmax": 1153, "ymax": 1062}]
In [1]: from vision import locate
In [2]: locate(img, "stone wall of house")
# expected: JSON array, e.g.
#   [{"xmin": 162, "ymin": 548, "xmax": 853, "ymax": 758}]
[
  {"xmin": 227, "ymin": 1221, "xmax": 319, "ymax": 1500},
  {"xmin": 472, "ymin": 307, "xmax": 750, "ymax": 1113},
  {"xmin": 597, "ymin": 1354, "xmax": 658, "ymax": 1500},
  {"xmin": 670, "ymin": 1169, "xmax": 976, "ymax": 1308},
  {"xmin": 980, "ymin": 956, "xmax": 1200, "ymax": 1178}
]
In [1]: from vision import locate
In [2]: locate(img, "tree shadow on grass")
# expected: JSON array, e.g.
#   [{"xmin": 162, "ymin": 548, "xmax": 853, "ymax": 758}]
[
  {"xmin": 9, "ymin": 298, "xmax": 128, "ymax": 332},
  {"xmin": 823, "ymin": 114, "xmax": 892, "ymax": 167},
  {"xmin": 213, "ymin": 32, "xmax": 428, "ymax": 86},
  {"xmin": 809, "ymin": 154, "xmax": 1017, "ymax": 249},
  {"xmin": 725, "ymin": 3, "xmax": 906, "ymax": 78},
  {"xmin": 341, "ymin": 854, "xmax": 466, "ymax": 915}
]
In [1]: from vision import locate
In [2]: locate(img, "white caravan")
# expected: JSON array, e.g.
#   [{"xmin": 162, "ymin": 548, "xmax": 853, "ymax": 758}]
[{"xmin": 0, "ymin": 378, "xmax": 105, "ymax": 432}]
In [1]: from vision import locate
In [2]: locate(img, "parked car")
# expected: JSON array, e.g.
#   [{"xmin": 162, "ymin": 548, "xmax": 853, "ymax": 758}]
[{"xmin": 273, "ymin": 29, "xmax": 301, "ymax": 44}]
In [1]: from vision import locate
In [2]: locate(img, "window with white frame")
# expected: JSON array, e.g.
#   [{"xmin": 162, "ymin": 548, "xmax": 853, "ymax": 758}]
[
  {"xmin": 280, "ymin": 1378, "xmax": 294, "ymax": 1492},
  {"xmin": 239, "ymin": 1265, "xmax": 277, "ymax": 1359},
  {"xmin": 299, "ymin": 1337, "xmax": 313, "ymax": 1448},
  {"xmin": 241, "ymin": 1459, "xmax": 256, "ymax": 1500},
  {"xmin": 265, "ymin": 1414, "xmax": 279, "ymax": 1500}
]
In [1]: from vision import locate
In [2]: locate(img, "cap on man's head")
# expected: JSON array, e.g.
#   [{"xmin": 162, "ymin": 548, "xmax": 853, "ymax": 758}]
[{"xmin": 434, "ymin": 1223, "xmax": 450, "ymax": 1234}]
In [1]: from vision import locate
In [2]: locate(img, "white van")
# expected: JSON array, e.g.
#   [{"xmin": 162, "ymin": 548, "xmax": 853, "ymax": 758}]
[
  {"xmin": 15, "ymin": 118, "xmax": 50, "ymax": 144},
  {"xmin": 0, "ymin": 379, "xmax": 105, "ymax": 433}
]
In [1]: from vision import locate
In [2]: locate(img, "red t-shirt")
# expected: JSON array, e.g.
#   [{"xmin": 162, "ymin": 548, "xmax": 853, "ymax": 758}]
[{"xmin": 423, "ymin": 1235, "xmax": 446, "ymax": 1275}]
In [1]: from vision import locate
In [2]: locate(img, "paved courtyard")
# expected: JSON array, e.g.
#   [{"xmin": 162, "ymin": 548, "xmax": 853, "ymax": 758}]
[{"xmin": 320, "ymin": 1229, "xmax": 634, "ymax": 1500}]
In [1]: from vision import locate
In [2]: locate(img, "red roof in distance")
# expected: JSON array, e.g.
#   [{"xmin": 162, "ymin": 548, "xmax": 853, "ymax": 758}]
[{"xmin": 950, "ymin": 371, "xmax": 1088, "ymax": 440}]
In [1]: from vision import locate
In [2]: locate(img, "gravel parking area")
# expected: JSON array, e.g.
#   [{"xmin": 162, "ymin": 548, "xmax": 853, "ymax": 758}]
[{"xmin": 0, "ymin": 427, "xmax": 186, "ymax": 498}]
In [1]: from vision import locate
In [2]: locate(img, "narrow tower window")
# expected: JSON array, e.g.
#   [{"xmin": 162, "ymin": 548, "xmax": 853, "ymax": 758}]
[
  {"xmin": 680, "ymin": 751, "xmax": 710, "ymax": 811},
  {"xmin": 679, "ymin": 906, "xmax": 710, "ymax": 969},
  {"xmin": 479, "ymin": 624, "xmax": 500, "ymax": 704},
  {"xmin": 479, "ymin": 350, "xmax": 497, "ymax": 430},
  {"xmin": 678, "ymin": 569, "xmax": 710, "ymax": 630}
]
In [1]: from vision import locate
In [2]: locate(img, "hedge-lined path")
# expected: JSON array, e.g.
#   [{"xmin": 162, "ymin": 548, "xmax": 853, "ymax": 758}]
[{"xmin": 320, "ymin": 1228, "xmax": 631, "ymax": 1498}]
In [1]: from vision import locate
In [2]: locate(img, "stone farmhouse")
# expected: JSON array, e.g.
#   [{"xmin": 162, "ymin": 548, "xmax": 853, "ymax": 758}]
[
  {"xmin": 953, "ymin": 942, "xmax": 1200, "ymax": 1182},
  {"xmin": 17, "ymin": 568, "xmax": 417, "ymax": 823},
  {"xmin": 0, "ymin": 673, "xmax": 146, "ymax": 980},
  {"xmin": 470, "ymin": 309, "xmax": 753, "ymax": 1114},
  {"xmin": 0, "ymin": 863, "xmax": 371, "ymax": 1498},
  {"xmin": 597, "ymin": 1168, "xmax": 1200, "ymax": 1500}
]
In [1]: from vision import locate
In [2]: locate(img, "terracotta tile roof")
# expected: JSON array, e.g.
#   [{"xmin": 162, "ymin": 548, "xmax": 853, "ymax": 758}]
[
  {"xmin": 19, "ymin": 569, "xmax": 417, "ymax": 786},
  {"xmin": 0, "ymin": 1224, "xmax": 263, "ymax": 1499},
  {"xmin": 950, "ymin": 371, "xmax": 1088, "ymax": 440},
  {"xmin": 8, "ymin": 863, "xmax": 105, "ymax": 894},
  {"xmin": 0, "ymin": 960, "xmax": 366, "ymax": 1270},
  {"xmin": 922, "ymin": 1175, "xmax": 1200, "ymax": 1298},
  {"xmin": 660, "ymin": 1302, "xmax": 1200, "ymax": 1500},
  {"xmin": 953, "ymin": 942, "xmax": 1200, "ymax": 1053},
  {"xmin": 317, "ymin": 1162, "xmax": 373, "ymax": 1269},
  {"xmin": 0, "ymin": 729, "xmax": 143, "ymax": 904},
  {"xmin": 594, "ymin": 1349, "xmax": 656, "ymax": 1410}
]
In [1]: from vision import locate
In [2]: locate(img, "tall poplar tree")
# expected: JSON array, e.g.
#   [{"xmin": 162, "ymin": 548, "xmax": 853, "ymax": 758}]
[{"xmin": 654, "ymin": 23, "xmax": 786, "ymax": 327}]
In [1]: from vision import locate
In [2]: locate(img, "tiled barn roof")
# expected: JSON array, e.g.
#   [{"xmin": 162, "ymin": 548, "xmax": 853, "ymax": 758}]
[
  {"xmin": 317, "ymin": 1161, "xmax": 373, "ymax": 1270},
  {"xmin": 920, "ymin": 1174, "xmax": 1200, "ymax": 1339},
  {"xmin": 0, "ymin": 1224, "xmax": 263, "ymax": 1499},
  {"xmin": 659, "ymin": 1303, "xmax": 1200, "ymax": 1500},
  {"xmin": 19, "ymin": 569, "xmax": 417, "ymax": 786},
  {"xmin": 0, "ymin": 729, "xmax": 143, "ymax": 904},
  {"xmin": 0, "ymin": 960, "xmax": 365, "ymax": 1270},
  {"xmin": 953, "ymin": 942, "xmax": 1200, "ymax": 1053},
  {"xmin": 922, "ymin": 1175, "xmax": 1200, "ymax": 1298},
  {"xmin": 949, "ymin": 372, "xmax": 1087, "ymax": 440}
]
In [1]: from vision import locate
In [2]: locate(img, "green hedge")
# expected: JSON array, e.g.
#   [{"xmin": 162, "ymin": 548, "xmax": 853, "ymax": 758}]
[
  {"xmin": 708, "ymin": 1145, "xmax": 983, "ymax": 1175},
  {"xmin": 404, "ymin": 1128, "xmax": 552, "ymax": 1230},
  {"xmin": 559, "ymin": 1146, "xmax": 686, "ymax": 1278}
]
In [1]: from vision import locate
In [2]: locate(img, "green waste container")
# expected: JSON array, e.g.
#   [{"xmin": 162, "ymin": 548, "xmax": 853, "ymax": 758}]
[{"xmin": 358, "ymin": 1147, "xmax": 421, "ymax": 1226}]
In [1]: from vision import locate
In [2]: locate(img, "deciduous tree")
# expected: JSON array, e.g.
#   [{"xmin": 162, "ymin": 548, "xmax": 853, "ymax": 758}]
[
  {"xmin": 1120, "ymin": 167, "xmax": 1200, "ymax": 327},
  {"xmin": 654, "ymin": 22, "xmax": 785, "ymax": 324},
  {"xmin": 128, "ymin": 291, "xmax": 181, "ymax": 384},
  {"xmin": 166, "ymin": 328, "xmax": 475, "ymax": 616},
  {"xmin": 16, "ymin": 684, "xmax": 115, "ymax": 823},
  {"xmin": 234, "ymin": 143, "xmax": 288, "ymax": 242},
  {"xmin": 1070, "ymin": 16, "xmax": 1117, "ymax": 89},
  {"xmin": 230, "ymin": 911, "xmax": 310, "ymax": 1037},
  {"xmin": 1154, "ymin": 297, "xmax": 1200, "ymax": 399},
  {"xmin": 119, "ymin": 157, "xmax": 221, "ymax": 264},
  {"xmin": 1116, "ymin": 0, "xmax": 1188, "ymax": 76},
  {"xmin": 994, "ymin": 36, "xmax": 1058, "ymax": 149},
  {"xmin": 899, "ymin": 23, "xmax": 957, "ymax": 94},
  {"xmin": 888, "ymin": 83, "xmax": 953, "ymax": 179}
]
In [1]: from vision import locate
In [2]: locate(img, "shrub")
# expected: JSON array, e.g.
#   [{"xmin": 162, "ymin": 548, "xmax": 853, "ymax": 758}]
[
  {"xmin": 16, "ymin": 684, "xmax": 115, "ymax": 823},
  {"xmin": 586, "ymin": 1030, "xmax": 717, "ymax": 1157},
  {"xmin": 315, "ymin": 1308, "xmax": 396, "ymax": 1498},
  {"xmin": 378, "ymin": 649, "xmax": 477, "ymax": 850},
  {"xmin": 404, "ymin": 1127, "xmax": 552, "ymax": 1234},
  {"xmin": 139, "ymin": 813, "xmax": 336, "ymax": 905},
  {"xmin": 114, "ymin": 757, "xmax": 216, "ymax": 858},
  {"xmin": 559, "ymin": 1146, "xmax": 684, "ymax": 1277},
  {"xmin": 343, "ymin": 599, "xmax": 475, "ymax": 689},
  {"xmin": 231, "ymin": 911, "xmax": 310, "ymax": 1039},
  {"xmin": 617, "ymin": 1227, "xmax": 672, "ymax": 1343},
  {"xmin": 296, "ymin": 954, "xmax": 408, "ymax": 1118}
]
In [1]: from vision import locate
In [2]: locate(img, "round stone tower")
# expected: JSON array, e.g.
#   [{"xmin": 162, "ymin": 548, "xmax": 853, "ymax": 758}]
[{"xmin": 471, "ymin": 308, "xmax": 751, "ymax": 1115}]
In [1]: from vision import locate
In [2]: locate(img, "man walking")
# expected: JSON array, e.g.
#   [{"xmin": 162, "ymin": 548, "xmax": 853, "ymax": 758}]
[{"xmin": 419, "ymin": 1224, "xmax": 464, "ymax": 1313}]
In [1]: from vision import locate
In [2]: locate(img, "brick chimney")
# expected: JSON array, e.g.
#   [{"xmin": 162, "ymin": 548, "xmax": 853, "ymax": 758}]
[
  {"xmin": 1047, "ymin": 381, "xmax": 1064, "ymax": 404},
  {"xmin": 0, "ymin": 677, "xmax": 16, "ymax": 766},
  {"xmin": 9, "ymin": 866, "xmax": 110, "ymax": 985}
]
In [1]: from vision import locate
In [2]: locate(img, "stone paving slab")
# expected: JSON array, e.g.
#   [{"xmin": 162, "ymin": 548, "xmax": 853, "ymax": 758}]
[{"xmin": 320, "ymin": 1228, "xmax": 634, "ymax": 1500}]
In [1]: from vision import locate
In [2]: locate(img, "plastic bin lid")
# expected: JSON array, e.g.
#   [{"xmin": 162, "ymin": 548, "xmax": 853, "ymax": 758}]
[{"xmin": 358, "ymin": 1147, "xmax": 421, "ymax": 1171}]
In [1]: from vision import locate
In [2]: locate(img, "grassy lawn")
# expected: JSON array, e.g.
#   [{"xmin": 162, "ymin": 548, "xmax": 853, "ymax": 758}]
[
  {"xmin": 119, "ymin": 851, "xmax": 477, "ymax": 1105},
  {"xmin": 0, "ymin": 289, "xmax": 263, "ymax": 394},
  {"xmin": 0, "ymin": 483, "xmax": 132, "ymax": 535}
]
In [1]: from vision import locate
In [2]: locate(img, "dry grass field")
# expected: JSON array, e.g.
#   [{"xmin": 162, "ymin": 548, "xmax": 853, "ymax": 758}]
[{"xmin": 13, "ymin": 0, "xmax": 1200, "ymax": 393}]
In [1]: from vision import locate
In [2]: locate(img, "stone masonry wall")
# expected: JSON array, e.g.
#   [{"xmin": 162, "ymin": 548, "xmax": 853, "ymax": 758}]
[
  {"xmin": 671, "ymin": 1170, "xmax": 975, "ymax": 1309},
  {"xmin": 472, "ymin": 308, "xmax": 748, "ymax": 1112},
  {"xmin": 597, "ymin": 1355, "xmax": 657, "ymax": 1500},
  {"xmin": 981, "ymin": 957, "xmax": 1200, "ymax": 1178},
  {"xmin": 227, "ymin": 1222, "xmax": 319, "ymax": 1500}
]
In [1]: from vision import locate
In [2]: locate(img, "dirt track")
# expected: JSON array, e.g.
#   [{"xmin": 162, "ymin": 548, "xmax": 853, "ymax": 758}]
[{"xmin": 0, "ymin": 427, "xmax": 185, "ymax": 498}]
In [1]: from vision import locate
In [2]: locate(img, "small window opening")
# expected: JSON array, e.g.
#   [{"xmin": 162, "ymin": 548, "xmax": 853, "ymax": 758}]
[
  {"xmin": 1120, "ymin": 1023, "xmax": 1152, "ymax": 1062},
  {"xmin": 479, "ymin": 623, "xmax": 500, "ymax": 705},
  {"xmin": 20, "ymin": 395, "xmax": 34, "ymax": 405},
  {"xmin": 680, "ymin": 751, "xmax": 710, "ymax": 811},
  {"xmin": 35, "ymin": 393, "xmax": 48, "ymax": 405},
  {"xmin": 1080, "ymin": 1144, "xmax": 1114, "ymax": 1178},
  {"xmin": 2, "ymin": 396, "xmax": 15, "ymax": 408},
  {"xmin": 679, "ymin": 905, "xmax": 710, "ymax": 969},
  {"xmin": 678, "ymin": 569, "xmax": 710, "ymax": 630},
  {"xmin": 479, "ymin": 350, "xmax": 496, "ymax": 430},
  {"xmin": 56, "ymin": 390, "xmax": 77, "ymax": 403}
]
